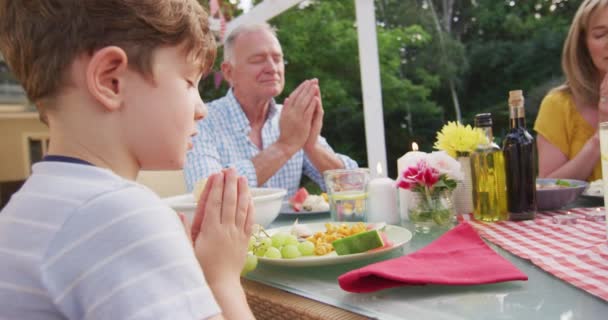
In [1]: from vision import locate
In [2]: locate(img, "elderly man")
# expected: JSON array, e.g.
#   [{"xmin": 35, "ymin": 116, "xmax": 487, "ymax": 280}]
[{"xmin": 184, "ymin": 23, "xmax": 357, "ymax": 196}]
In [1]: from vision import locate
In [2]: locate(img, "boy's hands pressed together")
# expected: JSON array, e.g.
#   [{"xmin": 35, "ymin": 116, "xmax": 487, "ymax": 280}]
[
  {"xmin": 190, "ymin": 168, "xmax": 256, "ymax": 320},
  {"xmin": 192, "ymin": 168, "xmax": 254, "ymax": 282}
]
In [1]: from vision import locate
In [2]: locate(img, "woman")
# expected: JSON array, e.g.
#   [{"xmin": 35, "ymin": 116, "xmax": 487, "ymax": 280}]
[{"xmin": 535, "ymin": 0, "xmax": 608, "ymax": 181}]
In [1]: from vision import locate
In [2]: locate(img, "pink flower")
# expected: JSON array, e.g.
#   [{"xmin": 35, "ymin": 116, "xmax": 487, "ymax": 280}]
[
  {"xmin": 397, "ymin": 160, "xmax": 440, "ymax": 190},
  {"xmin": 423, "ymin": 166, "xmax": 441, "ymax": 187},
  {"xmin": 397, "ymin": 166, "xmax": 418, "ymax": 189}
]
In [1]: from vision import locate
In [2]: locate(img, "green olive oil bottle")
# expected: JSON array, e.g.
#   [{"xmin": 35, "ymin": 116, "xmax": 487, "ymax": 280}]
[{"xmin": 470, "ymin": 113, "xmax": 508, "ymax": 222}]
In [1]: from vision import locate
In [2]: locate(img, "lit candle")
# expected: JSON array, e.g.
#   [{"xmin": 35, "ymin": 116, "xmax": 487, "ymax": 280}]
[
  {"xmin": 367, "ymin": 162, "xmax": 399, "ymax": 224},
  {"xmin": 397, "ymin": 142, "xmax": 424, "ymax": 221}
]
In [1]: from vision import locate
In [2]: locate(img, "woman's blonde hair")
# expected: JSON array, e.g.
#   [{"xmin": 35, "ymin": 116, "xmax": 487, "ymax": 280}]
[{"xmin": 558, "ymin": 0, "xmax": 608, "ymax": 105}]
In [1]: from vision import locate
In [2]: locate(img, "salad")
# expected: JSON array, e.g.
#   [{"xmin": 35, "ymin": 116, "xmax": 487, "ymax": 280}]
[
  {"xmin": 536, "ymin": 179, "xmax": 575, "ymax": 190},
  {"xmin": 289, "ymin": 187, "xmax": 330, "ymax": 212}
]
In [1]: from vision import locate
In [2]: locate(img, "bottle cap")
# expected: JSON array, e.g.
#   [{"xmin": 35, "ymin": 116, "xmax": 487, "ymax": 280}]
[{"xmin": 474, "ymin": 113, "xmax": 492, "ymax": 127}]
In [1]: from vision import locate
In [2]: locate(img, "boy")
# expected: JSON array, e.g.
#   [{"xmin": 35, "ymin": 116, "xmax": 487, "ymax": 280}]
[{"xmin": 0, "ymin": 1, "xmax": 255, "ymax": 319}]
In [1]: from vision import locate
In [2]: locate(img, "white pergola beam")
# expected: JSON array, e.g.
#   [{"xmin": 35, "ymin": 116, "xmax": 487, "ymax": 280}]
[
  {"xmin": 226, "ymin": 0, "xmax": 305, "ymax": 35},
  {"xmin": 354, "ymin": 0, "xmax": 387, "ymax": 177}
]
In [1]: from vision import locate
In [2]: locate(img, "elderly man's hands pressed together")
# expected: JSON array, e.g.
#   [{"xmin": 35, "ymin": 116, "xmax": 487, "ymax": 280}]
[
  {"xmin": 277, "ymin": 78, "xmax": 344, "ymax": 180},
  {"xmin": 277, "ymin": 79, "xmax": 319, "ymax": 155}
]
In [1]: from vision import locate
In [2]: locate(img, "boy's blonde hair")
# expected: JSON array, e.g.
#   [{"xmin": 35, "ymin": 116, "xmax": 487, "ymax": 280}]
[
  {"xmin": 556, "ymin": 0, "xmax": 608, "ymax": 105},
  {"xmin": 0, "ymin": 0, "xmax": 216, "ymax": 120}
]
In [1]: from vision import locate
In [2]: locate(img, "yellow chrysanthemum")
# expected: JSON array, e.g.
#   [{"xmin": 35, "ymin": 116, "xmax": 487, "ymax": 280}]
[{"xmin": 434, "ymin": 121, "xmax": 488, "ymax": 158}]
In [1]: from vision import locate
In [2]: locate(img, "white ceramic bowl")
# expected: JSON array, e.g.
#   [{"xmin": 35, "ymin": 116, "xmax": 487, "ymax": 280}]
[
  {"xmin": 536, "ymin": 178, "xmax": 588, "ymax": 210},
  {"xmin": 163, "ymin": 188, "xmax": 287, "ymax": 227}
]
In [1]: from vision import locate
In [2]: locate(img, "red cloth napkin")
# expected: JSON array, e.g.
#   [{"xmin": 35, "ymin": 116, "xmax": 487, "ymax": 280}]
[{"xmin": 338, "ymin": 223, "xmax": 528, "ymax": 293}]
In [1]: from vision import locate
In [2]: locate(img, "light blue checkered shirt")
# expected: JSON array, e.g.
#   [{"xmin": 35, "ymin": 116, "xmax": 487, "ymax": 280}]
[{"xmin": 184, "ymin": 90, "xmax": 358, "ymax": 196}]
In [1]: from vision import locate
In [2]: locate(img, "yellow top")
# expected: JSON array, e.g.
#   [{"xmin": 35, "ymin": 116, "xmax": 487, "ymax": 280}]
[{"xmin": 533, "ymin": 90, "xmax": 601, "ymax": 181}]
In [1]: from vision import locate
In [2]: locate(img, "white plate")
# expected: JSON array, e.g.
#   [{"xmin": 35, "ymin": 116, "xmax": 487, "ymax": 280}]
[
  {"xmin": 258, "ymin": 222, "xmax": 412, "ymax": 267},
  {"xmin": 581, "ymin": 191, "xmax": 603, "ymax": 199},
  {"xmin": 279, "ymin": 201, "xmax": 329, "ymax": 216},
  {"xmin": 582, "ymin": 179, "xmax": 604, "ymax": 199}
]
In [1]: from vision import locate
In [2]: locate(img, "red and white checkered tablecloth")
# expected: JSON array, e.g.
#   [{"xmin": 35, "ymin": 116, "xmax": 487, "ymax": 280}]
[{"xmin": 461, "ymin": 207, "xmax": 608, "ymax": 301}]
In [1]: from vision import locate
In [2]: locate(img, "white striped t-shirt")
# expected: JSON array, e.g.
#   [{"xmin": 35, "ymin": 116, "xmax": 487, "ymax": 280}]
[{"xmin": 0, "ymin": 161, "xmax": 220, "ymax": 320}]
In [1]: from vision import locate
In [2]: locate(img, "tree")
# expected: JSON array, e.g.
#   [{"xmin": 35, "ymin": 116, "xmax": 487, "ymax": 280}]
[
  {"xmin": 197, "ymin": 0, "xmax": 581, "ymax": 176},
  {"xmin": 198, "ymin": 0, "xmax": 451, "ymax": 176},
  {"xmin": 269, "ymin": 0, "xmax": 441, "ymax": 176},
  {"xmin": 459, "ymin": 0, "xmax": 579, "ymax": 137},
  {"xmin": 374, "ymin": 0, "xmax": 579, "ymax": 135},
  {"xmin": 377, "ymin": 0, "xmax": 469, "ymax": 125}
]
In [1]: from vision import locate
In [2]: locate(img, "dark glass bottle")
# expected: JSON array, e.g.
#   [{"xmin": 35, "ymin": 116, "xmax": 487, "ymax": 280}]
[
  {"xmin": 470, "ymin": 113, "xmax": 508, "ymax": 222},
  {"xmin": 503, "ymin": 90, "xmax": 537, "ymax": 220}
]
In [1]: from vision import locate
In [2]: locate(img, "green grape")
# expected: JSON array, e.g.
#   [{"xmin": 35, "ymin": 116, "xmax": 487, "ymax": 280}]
[
  {"xmin": 259, "ymin": 237, "xmax": 272, "ymax": 250},
  {"xmin": 285, "ymin": 234, "xmax": 299, "ymax": 246},
  {"xmin": 241, "ymin": 253, "xmax": 257, "ymax": 276},
  {"xmin": 271, "ymin": 232, "xmax": 289, "ymax": 248},
  {"xmin": 248, "ymin": 236, "xmax": 256, "ymax": 251},
  {"xmin": 297, "ymin": 241, "xmax": 315, "ymax": 256},
  {"xmin": 253, "ymin": 237, "xmax": 272, "ymax": 257},
  {"xmin": 253, "ymin": 246, "xmax": 267, "ymax": 257},
  {"xmin": 264, "ymin": 247, "xmax": 282, "ymax": 259},
  {"xmin": 281, "ymin": 244, "xmax": 302, "ymax": 259}
]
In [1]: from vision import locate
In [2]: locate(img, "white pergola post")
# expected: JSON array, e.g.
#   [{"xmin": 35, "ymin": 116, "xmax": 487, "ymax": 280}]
[
  {"xmin": 226, "ymin": 0, "xmax": 388, "ymax": 177},
  {"xmin": 354, "ymin": 0, "xmax": 387, "ymax": 177}
]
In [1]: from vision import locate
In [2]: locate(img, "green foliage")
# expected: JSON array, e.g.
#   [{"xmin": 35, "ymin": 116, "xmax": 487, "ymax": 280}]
[
  {"xmin": 197, "ymin": 0, "xmax": 581, "ymax": 177},
  {"xmin": 267, "ymin": 0, "xmax": 444, "ymax": 176},
  {"xmin": 272, "ymin": 1, "xmax": 364, "ymax": 164},
  {"xmin": 460, "ymin": 0, "xmax": 577, "ymax": 137}
]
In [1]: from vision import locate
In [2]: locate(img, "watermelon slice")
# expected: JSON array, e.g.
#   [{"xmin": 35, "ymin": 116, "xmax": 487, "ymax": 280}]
[
  {"xmin": 368, "ymin": 231, "xmax": 393, "ymax": 253},
  {"xmin": 331, "ymin": 229, "xmax": 384, "ymax": 255},
  {"xmin": 289, "ymin": 187, "xmax": 309, "ymax": 212}
]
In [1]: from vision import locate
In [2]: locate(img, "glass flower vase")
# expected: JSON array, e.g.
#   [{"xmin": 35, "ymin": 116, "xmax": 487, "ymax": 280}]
[{"xmin": 407, "ymin": 190, "xmax": 455, "ymax": 233}]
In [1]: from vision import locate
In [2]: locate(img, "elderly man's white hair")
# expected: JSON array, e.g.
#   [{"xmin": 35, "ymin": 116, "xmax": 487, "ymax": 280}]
[{"xmin": 223, "ymin": 23, "xmax": 279, "ymax": 63}]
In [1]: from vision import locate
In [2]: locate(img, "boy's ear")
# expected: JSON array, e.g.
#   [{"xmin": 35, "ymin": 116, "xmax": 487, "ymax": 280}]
[
  {"xmin": 220, "ymin": 61, "xmax": 233, "ymax": 86},
  {"xmin": 86, "ymin": 46, "xmax": 129, "ymax": 111}
]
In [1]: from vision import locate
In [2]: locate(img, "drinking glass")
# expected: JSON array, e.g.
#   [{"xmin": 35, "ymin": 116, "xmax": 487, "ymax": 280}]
[
  {"xmin": 323, "ymin": 168, "xmax": 370, "ymax": 222},
  {"xmin": 599, "ymin": 122, "xmax": 608, "ymax": 239}
]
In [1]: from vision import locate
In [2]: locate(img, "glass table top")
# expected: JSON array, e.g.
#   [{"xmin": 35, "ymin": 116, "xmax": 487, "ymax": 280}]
[{"xmin": 246, "ymin": 201, "xmax": 608, "ymax": 320}]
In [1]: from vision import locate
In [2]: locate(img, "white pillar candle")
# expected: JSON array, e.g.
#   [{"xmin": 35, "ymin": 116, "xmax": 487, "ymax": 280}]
[{"xmin": 367, "ymin": 163, "xmax": 399, "ymax": 224}]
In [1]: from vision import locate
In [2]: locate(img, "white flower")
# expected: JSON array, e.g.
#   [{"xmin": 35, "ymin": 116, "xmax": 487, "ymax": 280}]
[
  {"xmin": 429, "ymin": 151, "xmax": 463, "ymax": 181},
  {"xmin": 398, "ymin": 151, "xmax": 428, "ymax": 170}
]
